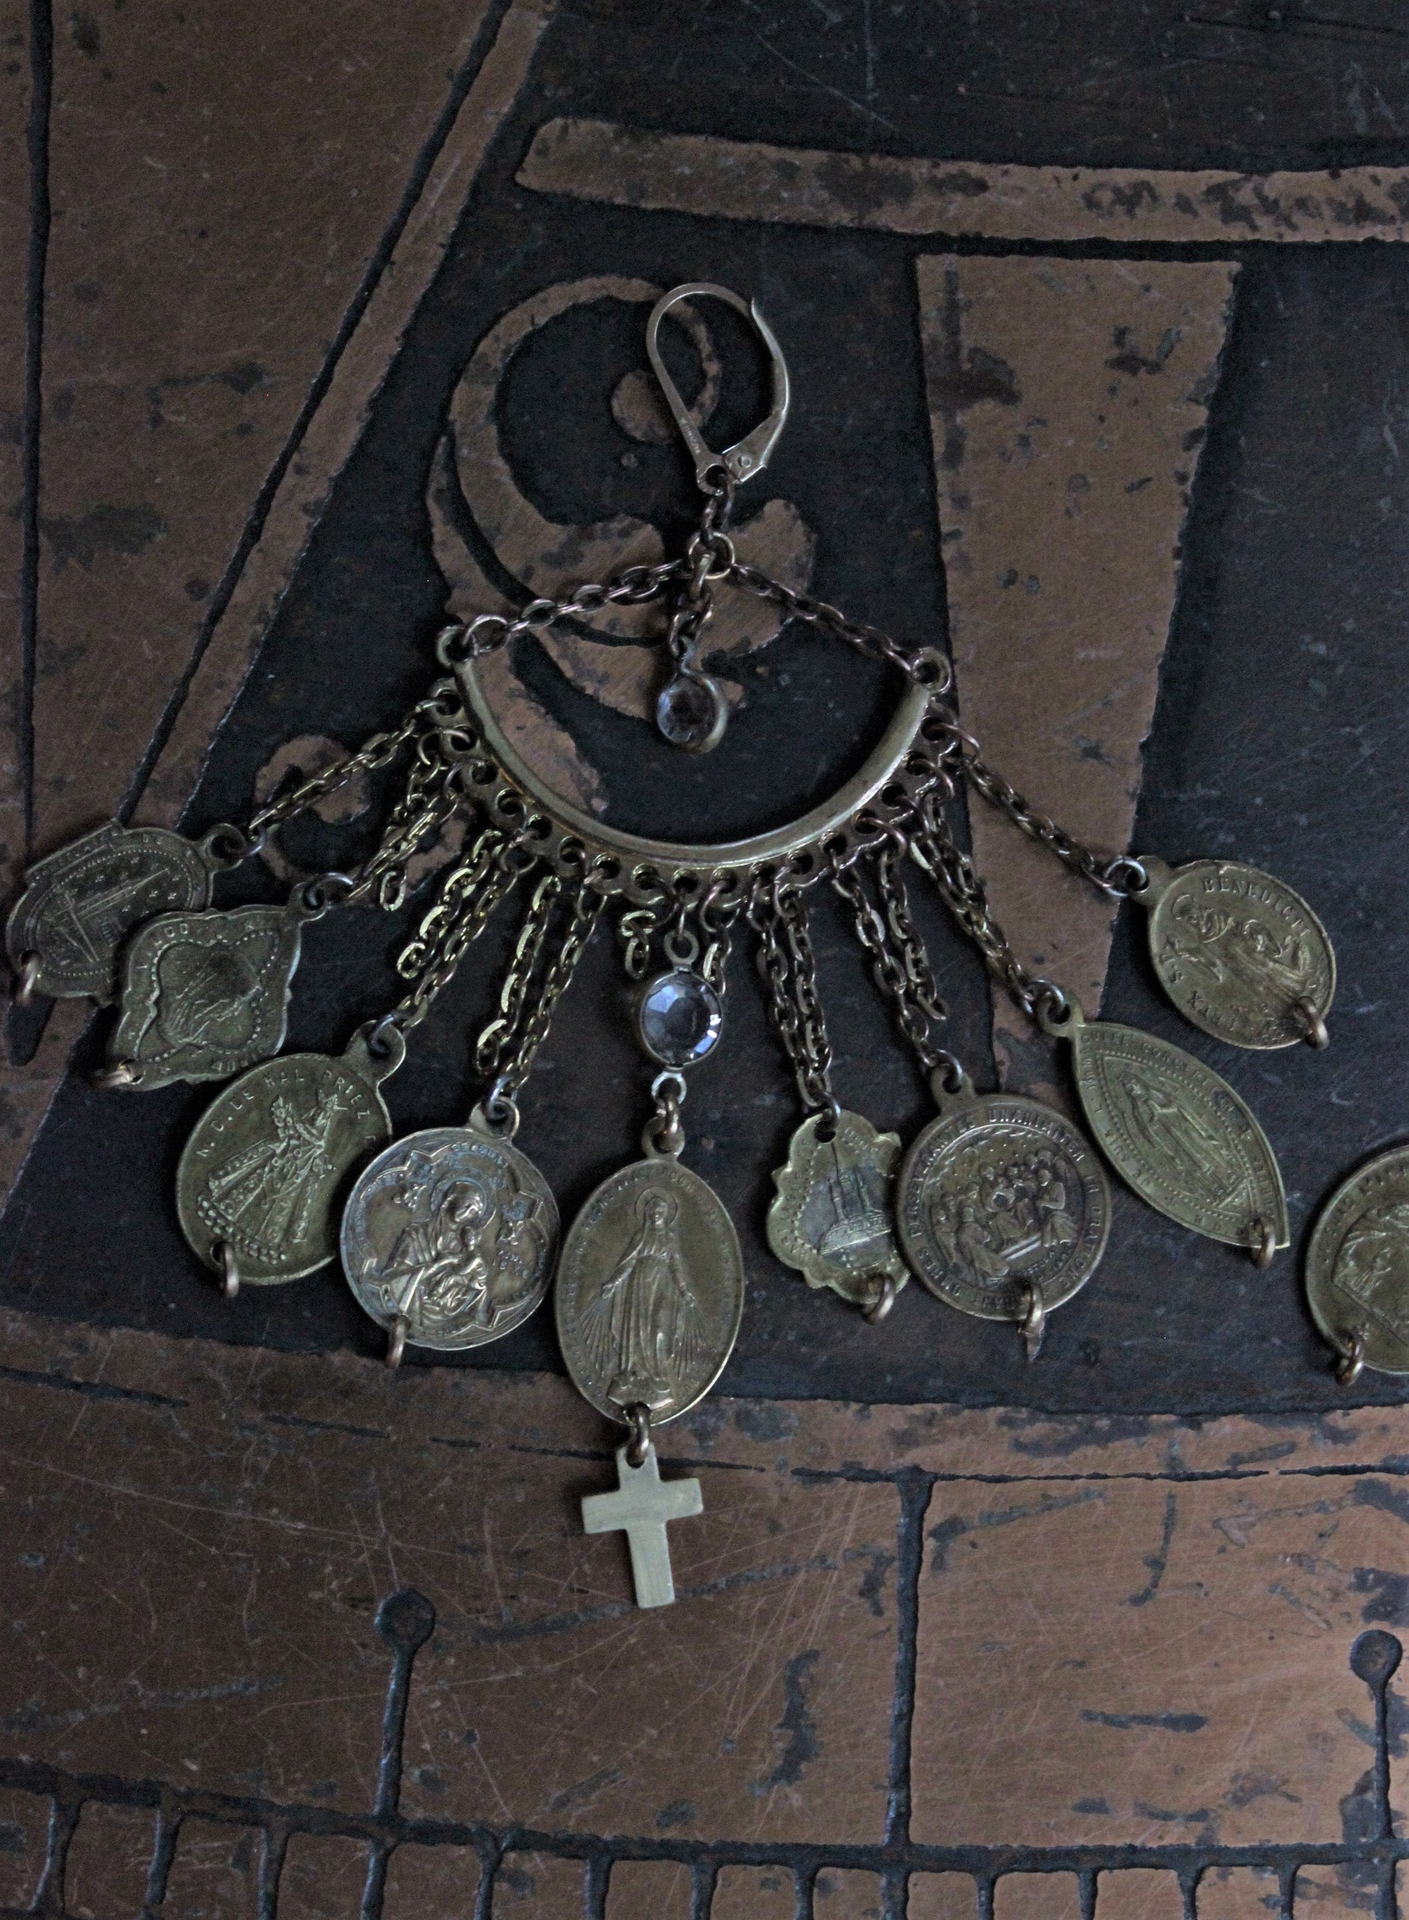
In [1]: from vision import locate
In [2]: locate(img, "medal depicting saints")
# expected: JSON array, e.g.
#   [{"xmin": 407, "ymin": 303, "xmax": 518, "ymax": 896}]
[
  {"xmin": 1335, "ymin": 1199, "xmax": 1409, "ymax": 1343},
  {"xmin": 202, "ymin": 1090, "xmax": 342, "ymax": 1253},
  {"xmin": 1165, "ymin": 891, "xmax": 1316, "ymax": 1003},
  {"xmin": 383, "ymin": 1175, "xmax": 498, "ymax": 1336},
  {"xmin": 585, "ymin": 1187, "xmax": 705, "ymax": 1411}
]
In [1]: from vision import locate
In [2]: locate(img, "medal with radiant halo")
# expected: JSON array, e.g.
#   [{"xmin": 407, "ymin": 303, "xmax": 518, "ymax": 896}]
[
  {"xmin": 1038, "ymin": 994, "xmax": 1288, "ymax": 1265},
  {"xmin": 1131, "ymin": 854, "xmax": 1335, "ymax": 1051}
]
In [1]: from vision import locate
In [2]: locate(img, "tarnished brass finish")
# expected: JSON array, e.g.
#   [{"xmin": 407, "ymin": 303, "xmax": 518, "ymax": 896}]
[
  {"xmin": 1137, "ymin": 855, "xmax": 1335, "ymax": 1051},
  {"xmin": 555, "ymin": 1156, "xmax": 744, "ymax": 1424},
  {"xmin": 767, "ymin": 1109, "xmax": 909, "ymax": 1311},
  {"xmin": 340, "ymin": 1117, "xmax": 557, "ymax": 1351},
  {"xmin": 1044, "ymin": 1000, "xmax": 1289, "ymax": 1257},
  {"xmin": 896, "ymin": 1081, "xmax": 1110, "ymax": 1321},
  {"xmin": 6, "ymin": 821, "xmax": 221, "ymax": 1004},
  {"xmin": 1306, "ymin": 1146, "xmax": 1409, "ymax": 1378},
  {"xmin": 455, "ymin": 652, "xmax": 945, "ymax": 903},
  {"xmin": 106, "ymin": 902, "xmax": 305, "ymax": 1089},
  {"xmin": 177, "ymin": 1027, "xmax": 404, "ymax": 1283}
]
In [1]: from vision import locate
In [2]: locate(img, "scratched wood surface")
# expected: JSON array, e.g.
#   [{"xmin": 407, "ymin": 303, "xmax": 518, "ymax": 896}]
[{"xmin": 3, "ymin": 2, "xmax": 1409, "ymax": 1914}]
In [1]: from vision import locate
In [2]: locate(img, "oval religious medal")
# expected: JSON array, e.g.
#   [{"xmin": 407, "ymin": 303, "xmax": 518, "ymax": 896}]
[
  {"xmin": 768, "ymin": 1109, "xmax": 909, "ymax": 1311},
  {"xmin": 177, "ymin": 1025, "xmax": 404, "ymax": 1284},
  {"xmin": 1135, "ymin": 855, "xmax": 1335, "ymax": 1051},
  {"xmin": 341, "ymin": 1114, "xmax": 557, "ymax": 1350},
  {"xmin": 6, "ymin": 820, "xmax": 221, "ymax": 1004},
  {"xmin": 555, "ymin": 1156, "xmax": 744, "ymax": 1424},
  {"xmin": 105, "ymin": 901, "xmax": 306, "ymax": 1090},
  {"xmin": 1051, "ymin": 1002, "xmax": 1289, "ymax": 1259},
  {"xmin": 896, "ymin": 1081, "xmax": 1110, "ymax": 1321},
  {"xmin": 1305, "ymin": 1146, "xmax": 1409, "ymax": 1377}
]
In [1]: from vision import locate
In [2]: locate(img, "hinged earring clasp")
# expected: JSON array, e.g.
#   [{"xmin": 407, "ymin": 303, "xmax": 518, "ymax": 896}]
[{"xmin": 646, "ymin": 282, "xmax": 790, "ymax": 491}]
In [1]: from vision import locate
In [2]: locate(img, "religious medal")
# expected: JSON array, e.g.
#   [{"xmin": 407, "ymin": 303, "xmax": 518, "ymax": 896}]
[
  {"xmin": 35, "ymin": 280, "xmax": 1345, "ymax": 1597},
  {"xmin": 1041, "ymin": 997, "xmax": 1288, "ymax": 1265},
  {"xmin": 100, "ymin": 889, "xmax": 323, "ymax": 1090},
  {"xmin": 896, "ymin": 1072, "xmax": 1110, "ymax": 1356},
  {"xmin": 1305, "ymin": 1146, "xmax": 1409, "ymax": 1384},
  {"xmin": 768, "ymin": 1109, "xmax": 908, "ymax": 1316},
  {"xmin": 6, "ymin": 819, "xmax": 242, "ymax": 1005},
  {"xmin": 177, "ymin": 1024, "xmax": 405, "ymax": 1289},
  {"xmin": 341, "ymin": 1112, "xmax": 557, "ymax": 1364},
  {"xmin": 1131, "ymin": 855, "xmax": 1334, "ymax": 1050}
]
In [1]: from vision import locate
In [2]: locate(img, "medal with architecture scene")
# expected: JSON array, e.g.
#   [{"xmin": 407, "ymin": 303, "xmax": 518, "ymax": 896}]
[{"xmin": 768, "ymin": 1108, "xmax": 909, "ymax": 1312}]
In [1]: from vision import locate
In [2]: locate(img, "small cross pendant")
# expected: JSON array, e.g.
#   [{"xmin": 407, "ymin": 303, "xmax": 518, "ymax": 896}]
[{"xmin": 581, "ymin": 1442, "xmax": 703, "ymax": 1608}]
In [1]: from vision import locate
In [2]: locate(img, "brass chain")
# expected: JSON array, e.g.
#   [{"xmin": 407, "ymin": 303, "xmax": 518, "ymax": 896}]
[
  {"xmin": 748, "ymin": 879, "xmax": 834, "ymax": 1116},
  {"xmin": 909, "ymin": 792, "xmax": 1062, "ymax": 1023},
  {"xmin": 476, "ymin": 877, "xmax": 604, "ymax": 1094},
  {"xmin": 437, "ymin": 562, "xmax": 685, "ymax": 664},
  {"xmin": 387, "ymin": 824, "xmax": 526, "ymax": 1032},
  {"xmin": 830, "ymin": 842, "xmax": 959, "ymax": 1080},
  {"xmin": 957, "ymin": 744, "xmax": 1149, "ymax": 900}
]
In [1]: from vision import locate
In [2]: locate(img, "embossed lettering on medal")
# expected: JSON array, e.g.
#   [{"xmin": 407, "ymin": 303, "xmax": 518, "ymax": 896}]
[
  {"xmin": 896, "ymin": 1091, "xmax": 1110, "ymax": 1319},
  {"xmin": 1137, "ymin": 855, "xmax": 1335, "ymax": 1050},
  {"xmin": 556, "ymin": 1158, "xmax": 744, "ymax": 1424},
  {"xmin": 6, "ymin": 821, "xmax": 215, "ymax": 1003},
  {"xmin": 1057, "ymin": 1006, "xmax": 1288, "ymax": 1256},
  {"xmin": 768, "ymin": 1109, "xmax": 909, "ymax": 1309},
  {"xmin": 341, "ymin": 1125, "xmax": 558, "ymax": 1349},
  {"xmin": 177, "ymin": 1030, "xmax": 401, "ymax": 1283},
  {"xmin": 1306, "ymin": 1146, "xmax": 1409, "ymax": 1377},
  {"xmin": 107, "ymin": 903, "xmax": 305, "ymax": 1088}
]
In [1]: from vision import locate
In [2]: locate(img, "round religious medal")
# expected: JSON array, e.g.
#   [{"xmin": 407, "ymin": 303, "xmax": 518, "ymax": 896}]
[
  {"xmin": 341, "ymin": 1122, "xmax": 557, "ymax": 1350},
  {"xmin": 1306, "ymin": 1146, "xmax": 1409, "ymax": 1377},
  {"xmin": 896, "ymin": 1091, "xmax": 1111, "ymax": 1320},
  {"xmin": 177, "ymin": 1028, "xmax": 402, "ymax": 1284},
  {"xmin": 555, "ymin": 1157, "xmax": 745, "ymax": 1424},
  {"xmin": 1136, "ymin": 856, "xmax": 1335, "ymax": 1050}
]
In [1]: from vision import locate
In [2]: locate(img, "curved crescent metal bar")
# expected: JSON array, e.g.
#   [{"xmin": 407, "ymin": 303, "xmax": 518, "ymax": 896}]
[{"xmin": 454, "ymin": 656, "xmax": 946, "ymax": 902}]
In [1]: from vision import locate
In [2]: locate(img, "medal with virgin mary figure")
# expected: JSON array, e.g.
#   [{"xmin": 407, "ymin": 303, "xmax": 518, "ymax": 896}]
[
  {"xmin": 177, "ymin": 1024, "xmax": 405, "ymax": 1287},
  {"xmin": 1132, "ymin": 855, "xmax": 1335, "ymax": 1051},
  {"xmin": 896, "ymin": 1073, "xmax": 1110, "ymax": 1327},
  {"xmin": 556, "ymin": 1154, "xmax": 744, "ymax": 1424},
  {"xmin": 340, "ymin": 1107, "xmax": 557, "ymax": 1361},
  {"xmin": 1039, "ymin": 995, "xmax": 1288, "ymax": 1264}
]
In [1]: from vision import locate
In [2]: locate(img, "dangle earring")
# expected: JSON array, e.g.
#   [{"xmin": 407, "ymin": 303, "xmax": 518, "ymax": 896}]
[{"xmin": 11, "ymin": 281, "xmax": 1340, "ymax": 1602}]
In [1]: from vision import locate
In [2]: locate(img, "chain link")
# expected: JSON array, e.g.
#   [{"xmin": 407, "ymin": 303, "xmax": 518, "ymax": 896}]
[
  {"xmin": 748, "ymin": 879, "xmax": 834, "ymax": 1115},
  {"xmin": 958, "ymin": 745, "xmax": 1147, "ymax": 899},
  {"xmin": 830, "ymin": 847, "xmax": 957, "ymax": 1078},
  {"xmin": 725, "ymin": 560, "xmax": 948, "ymax": 685},
  {"xmin": 476, "ymin": 877, "xmax": 604, "ymax": 1094},
  {"xmin": 439, "ymin": 562, "xmax": 685, "ymax": 664},
  {"xmin": 909, "ymin": 792, "xmax": 1061, "ymax": 1022},
  {"xmin": 387, "ymin": 824, "xmax": 526, "ymax": 1033}
]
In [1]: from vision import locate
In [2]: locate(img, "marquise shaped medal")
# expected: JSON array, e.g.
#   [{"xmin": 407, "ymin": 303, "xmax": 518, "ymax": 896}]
[{"xmin": 1040, "ymin": 997, "xmax": 1288, "ymax": 1263}]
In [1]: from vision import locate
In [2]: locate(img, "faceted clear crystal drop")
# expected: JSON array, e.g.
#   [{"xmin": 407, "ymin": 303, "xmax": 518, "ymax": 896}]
[
  {"xmin": 656, "ymin": 672, "xmax": 727, "ymax": 753},
  {"xmin": 638, "ymin": 969, "xmax": 723, "ymax": 1067}
]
